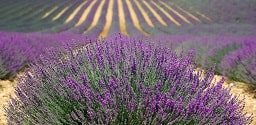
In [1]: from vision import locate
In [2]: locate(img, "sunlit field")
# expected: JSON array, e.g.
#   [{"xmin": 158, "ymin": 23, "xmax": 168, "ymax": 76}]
[{"xmin": 0, "ymin": 0, "xmax": 256, "ymax": 124}]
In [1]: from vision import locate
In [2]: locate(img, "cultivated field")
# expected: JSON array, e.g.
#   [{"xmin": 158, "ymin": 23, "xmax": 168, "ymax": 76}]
[{"xmin": 0, "ymin": 0, "xmax": 256, "ymax": 124}]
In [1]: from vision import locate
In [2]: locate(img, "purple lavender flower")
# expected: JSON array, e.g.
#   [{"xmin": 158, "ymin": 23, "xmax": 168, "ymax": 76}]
[
  {"xmin": 221, "ymin": 40, "xmax": 256, "ymax": 86},
  {"xmin": 0, "ymin": 31, "xmax": 90, "ymax": 80},
  {"xmin": 5, "ymin": 34, "xmax": 253, "ymax": 124}
]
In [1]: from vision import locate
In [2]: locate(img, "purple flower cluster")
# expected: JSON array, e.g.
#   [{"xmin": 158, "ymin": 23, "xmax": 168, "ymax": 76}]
[
  {"xmin": 141, "ymin": 35, "xmax": 256, "ymax": 87},
  {"xmin": 5, "ymin": 34, "xmax": 252, "ymax": 124},
  {"xmin": 0, "ymin": 31, "xmax": 90, "ymax": 79},
  {"xmin": 221, "ymin": 41, "xmax": 256, "ymax": 86}
]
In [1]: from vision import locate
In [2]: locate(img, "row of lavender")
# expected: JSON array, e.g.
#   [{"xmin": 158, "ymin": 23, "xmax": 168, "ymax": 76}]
[
  {"xmin": 140, "ymin": 35, "xmax": 256, "ymax": 88},
  {"xmin": 5, "ymin": 34, "xmax": 253, "ymax": 124},
  {"xmin": 0, "ymin": 0, "xmax": 210, "ymax": 36},
  {"xmin": 0, "ymin": 0, "xmax": 80, "ymax": 32},
  {"xmin": 1, "ymin": 31, "xmax": 256, "ymax": 88},
  {"xmin": 0, "ymin": 31, "xmax": 92, "ymax": 80},
  {"xmin": 45, "ymin": 0, "xmax": 207, "ymax": 36},
  {"xmin": 169, "ymin": 0, "xmax": 256, "ymax": 24}
]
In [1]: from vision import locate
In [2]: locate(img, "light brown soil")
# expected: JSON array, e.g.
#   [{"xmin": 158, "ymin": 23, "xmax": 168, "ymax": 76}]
[
  {"xmin": 0, "ymin": 80, "xmax": 16, "ymax": 125},
  {"xmin": 0, "ymin": 75, "xmax": 255, "ymax": 124},
  {"xmin": 214, "ymin": 75, "xmax": 256, "ymax": 125}
]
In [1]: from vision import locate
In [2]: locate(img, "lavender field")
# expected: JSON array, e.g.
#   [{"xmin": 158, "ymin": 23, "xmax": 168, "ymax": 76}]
[{"xmin": 0, "ymin": 0, "xmax": 256, "ymax": 124}]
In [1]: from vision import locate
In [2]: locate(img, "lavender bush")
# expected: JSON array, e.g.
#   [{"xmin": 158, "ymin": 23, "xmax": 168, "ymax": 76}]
[
  {"xmin": 142, "ymin": 35, "xmax": 256, "ymax": 87},
  {"xmin": 0, "ymin": 35, "xmax": 32, "ymax": 79},
  {"xmin": 221, "ymin": 41, "xmax": 256, "ymax": 87},
  {"xmin": 0, "ymin": 31, "xmax": 90, "ymax": 80},
  {"xmin": 5, "ymin": 34, "xmax": 252, "ymax": 124}
]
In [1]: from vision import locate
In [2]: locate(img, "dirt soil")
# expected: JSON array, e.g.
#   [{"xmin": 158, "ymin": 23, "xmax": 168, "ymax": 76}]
[
  {"xmin": 213, "ymin": 75, "xmax": 256, "ymax": 125},
  {"xmin": 0, "ymin": 75, "xmax": 256, "ymax": 125},
  {"xmin": 0, "ymin": 80, "xmax": 16, "ymax": 125}
]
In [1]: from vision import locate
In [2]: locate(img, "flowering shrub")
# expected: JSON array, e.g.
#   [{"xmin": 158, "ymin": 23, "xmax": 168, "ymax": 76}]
[
  {"xmin": 5, "ymin": 34, "xmax": 252, "ymax": 124},
  {"xmin": 221, "ymin": 41, "xmax": 256, "ymax": 87},
  {"xmin": 202, "ymin": 37, "xmax": 242, "ymax": 74},
  {"xmin": 0, "ymin": 35, "xmax": 33, "ymax": 79},
  {"xmin": 143, "ymin": 35, "xmax": 256, "ymax": 87},
  {"xmin": 0, "ymin": 31, "xmax": 90, "ymax": 80}
]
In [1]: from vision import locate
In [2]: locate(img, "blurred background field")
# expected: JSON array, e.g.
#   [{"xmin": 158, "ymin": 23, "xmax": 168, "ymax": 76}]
[{"xmin": 0, "ymin": 0, "xmax": 256, "ymax": 124}]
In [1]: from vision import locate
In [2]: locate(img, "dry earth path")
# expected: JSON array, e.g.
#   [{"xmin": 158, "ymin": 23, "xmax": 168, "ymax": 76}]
[{"xmin": 0, "ymin": 80, "xmax": 16, "ymax": 125}]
